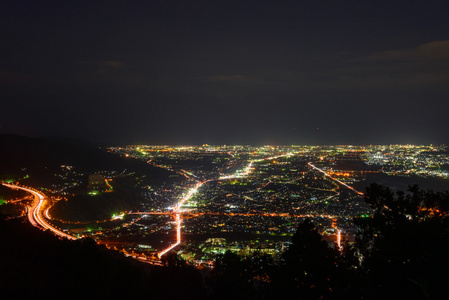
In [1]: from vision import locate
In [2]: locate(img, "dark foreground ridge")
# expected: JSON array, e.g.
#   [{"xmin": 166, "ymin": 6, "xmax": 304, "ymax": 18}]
[
  {"xmin": 0, "ymin": 214, "xmax": 205, "ymax": 300},
  {"xmin": 1, "ymin": 183, "xmax": 449, "ymax": 299}
]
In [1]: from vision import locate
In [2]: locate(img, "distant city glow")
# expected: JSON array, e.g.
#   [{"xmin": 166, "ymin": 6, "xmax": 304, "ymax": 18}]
[{"xmin": 4, "ymin": 143, "xmax": 446, "ymax": 267}]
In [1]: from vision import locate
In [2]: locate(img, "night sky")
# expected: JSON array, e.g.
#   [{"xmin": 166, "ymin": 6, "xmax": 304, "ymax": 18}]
[{"xmin": 1, "ymin": 1, "xmax": 449, "ymax": 145}]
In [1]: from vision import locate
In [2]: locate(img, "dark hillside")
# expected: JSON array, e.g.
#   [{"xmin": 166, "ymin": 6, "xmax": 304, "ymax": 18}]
[
  {"xmin": 0, "ymin": 215, "xmax": 205, "ymax": 300},
  {"xmin": 51, "ymin": 176, "xmax": 144, "ymax": 221},
  {"xmin": 0, "ymin": 134, "xmax": 172, "ymax": 186}
]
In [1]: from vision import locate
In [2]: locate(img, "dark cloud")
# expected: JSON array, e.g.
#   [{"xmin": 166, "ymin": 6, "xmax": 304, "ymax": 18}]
[
  {"xmin": 341, "ymin": 41, "xmax": 449, "ymax": 89},
  {"xmin": 97, "ymin": 60, "xmax": 127, "ymax": 73},
  {"xmin": 208, "ymin": 75, "xmax": 252, "ymax": 83},
  {"xmin": 362, "ymin": 40, "xmax": 449, "ymax": 62},
  {"xmin": 0, "ymin": 71, "xmax": 38, "ymax": 86},
  {"xmin": 1, "ymin": 1, "xmax": 449, "ymax": 144}
]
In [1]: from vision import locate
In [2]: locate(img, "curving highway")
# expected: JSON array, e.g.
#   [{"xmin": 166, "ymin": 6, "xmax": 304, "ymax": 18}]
[{"xmin": 2, "ymin": 183, "xmax": 77, "ymax": 240}]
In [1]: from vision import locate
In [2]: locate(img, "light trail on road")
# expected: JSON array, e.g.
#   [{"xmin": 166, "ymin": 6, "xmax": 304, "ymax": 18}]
[
  {"xmin": 44, "ymin": 207, "xmax": 51, "ymax": 219},
  {"xmin": 308, "ymin": 162, "xmax": 364, "ymax": 196},
  {"xmin": 158, "ymin": 181, "xmax": 205, "ymax": 257},
  {"xmin": 2, "ymin": 183, "xmax": 77, "ymax": 240},
  {"xmin": 7, "ymin": 197, "xmax": 32, "ymax": 203},
  {"xmin": 157, "ymin": 152, "xmax": 296, "ymax": 257},
  {"xmin": 158, "ymin": 213, "xmax": 182, "ymax": 257},
  {"xmin": 337, "ymin": 229, "xmax": 341, "ymax": 250},
  {"xmin": 331, "ymin": 218, "xmax": 343, "ymax": 251},
  {"xmin": 3, "ymin": 183, "xmax": 170, "ymax": 266}
]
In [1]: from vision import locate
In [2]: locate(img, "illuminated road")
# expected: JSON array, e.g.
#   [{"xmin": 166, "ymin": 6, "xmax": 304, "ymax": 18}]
[
  {"xmin": 308, "ymin": 162, "xmax": 364, "ymax": 196},
  {"xmin": 2, "ymin": 183, "xmax": 77, "ymax": 240},
  {"xmin": 158, "ymin": 181, "xmax": 205, "ymax": 257},
  {"xmin": 3, "ymin": 183, "xmax": 176, "ymax": 265},
  {"xmin": 7, "ymin": 196, "xmax": 33, "ymax": 203},
  {"xmin": 157, "ymin": 152, "xmax": 296, "ymax": 257}
]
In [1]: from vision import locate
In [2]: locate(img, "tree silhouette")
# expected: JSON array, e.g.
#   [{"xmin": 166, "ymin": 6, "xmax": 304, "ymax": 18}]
[
  {"xmin": 160, "ymin": 251, "xmax": 186, "ymax": 267},
  {"xmin": 272, "ymin": 219, "xmax": 338, "ymax": 299},
  {"xmin": 207, "ymin": 250, "xmax": 254, "ymax": 299},
  {"xmin": 355, "ymin": 183, "xmax": 449, "ymax": 299}
]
